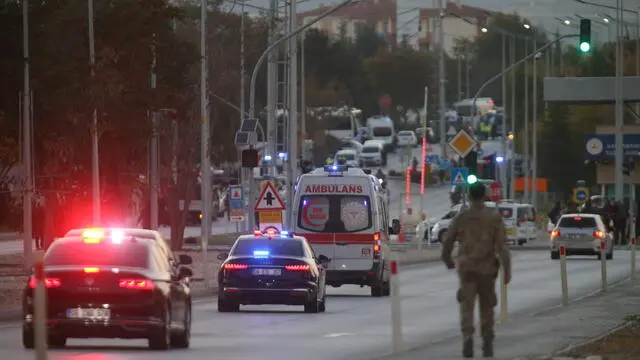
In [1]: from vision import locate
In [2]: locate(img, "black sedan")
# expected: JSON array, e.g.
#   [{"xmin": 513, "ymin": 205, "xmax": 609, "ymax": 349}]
[
  {"xmin": 217, "ymin": 232, "xmax": 328, "ymax": 313},
  {"xmin": 22, "ymin": 234, "xmax": 193, "ymax": 350}
]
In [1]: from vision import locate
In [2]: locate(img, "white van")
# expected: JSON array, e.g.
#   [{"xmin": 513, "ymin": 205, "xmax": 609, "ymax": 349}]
[
  {"xmin": 366, "ymin": 115, "xmax": 395, "ymax": 152},
  {"xmin": 359, "ymin": 141, "xmax": 386, "ymax": 167},
  {"xmin": 497, "ymin": 202, "xmax": 537, "ymax": 245},
  {"xmin": 292, "ymin": 165, "xmax": 394, "ymax": 297},
  {"xmin": 334, "ymin": 149, "xmax": 359, "ymax": 167}
]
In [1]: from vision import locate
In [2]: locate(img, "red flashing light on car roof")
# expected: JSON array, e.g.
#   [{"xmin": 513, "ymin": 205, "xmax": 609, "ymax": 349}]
[
  {"xmin": 573, "ymin": 217, "xmax": 582, "ymax": 221},
  {"xmin": 83, "ymin": 229, "xmax": 104, "ymax": 239}
]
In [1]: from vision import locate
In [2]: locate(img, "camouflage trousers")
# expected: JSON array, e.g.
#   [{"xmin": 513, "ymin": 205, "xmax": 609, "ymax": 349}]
[{"xmin": 457, "ymin": 272, "xmax": 497, "ymax": 342}]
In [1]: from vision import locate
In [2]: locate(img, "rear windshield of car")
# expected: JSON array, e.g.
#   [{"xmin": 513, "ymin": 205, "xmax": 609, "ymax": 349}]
[
  {"xmin": 373, "ymin": 127, "xmax": 391, "ymax": 137},
  {"xmin": 45, "ymin": 241, "xmax": 149, "ymax": 268},
  {"xmin": 362, "ymin": 146, "xmax": 380, "ymax": 153},
  {"xmin": 559, "ymin": 217, "xmax": 597, "ymax": 228},
  {"xmin": 231, "ymin": 239, "xmax": 304, "ymax": 257},
  {"xmin": 338, "ymin": 153, "xmax": 356, "ymax": 160},
  {"xmin": 498, "ymin": 207, "xmax": 513, "ymax": 218},
  {"xmin": 298, "ymin": 195, "xmax": 372, "ymax": 233}
]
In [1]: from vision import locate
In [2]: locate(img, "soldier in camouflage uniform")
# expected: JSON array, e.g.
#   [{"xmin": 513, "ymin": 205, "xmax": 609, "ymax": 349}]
[{"xmin": 441, "ymin": 183, "xmax": 512, "ymax": 358}]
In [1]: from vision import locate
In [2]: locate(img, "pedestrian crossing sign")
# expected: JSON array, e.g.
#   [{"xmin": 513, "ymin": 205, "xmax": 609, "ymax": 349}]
[
  {"xmin": 254, "ymin": 182, "xmax": 285, "ymax": 211},
  {"xmin": 451, "ymin": 167, "xmax": 469, "ymax": 185}
]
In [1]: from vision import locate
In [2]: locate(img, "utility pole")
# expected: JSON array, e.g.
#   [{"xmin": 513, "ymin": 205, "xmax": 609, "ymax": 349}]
[
  {"xmin": 150, "ymin": 34, "xmax": 159, "ymax": 230},
  {"xmin": 523, "ymin": 40, "xmax": 530, "ymax": 203},
  {"xmin": 266, "ymin": 0, "xmax": 278, "ymax": 164},
  {"xmin": 301, "ymin": 30, "xmax": 306, "ymax": 138},
  {"xmin": 88, "ymin": 0, "xmax": 101, "ymax": 224},
  {"xmin": 532, "ymin": 39, "xmax": 538, "ymax": 210},
  {"xmin": 614, "ymin": 0, "xmax": 624, "ymax": 201},
  {"xmin": 438, "ymin": 0, "xmax": 447, "ymax": 157},
  {"xmin": 286, "ymin": 0, "xmax": 298, "ymax": 229},
  {"xmin": 239, "ymin": 1, "xmax": 246, "ymax": 234},
  {"xmin": 509, "ymin": 36, "xmax": 515, "ymax": 200},
  {"xmin": 200, "ymin": 0, "xmax": 212, "ymax": 287},
  {"xmin": 22, "ymin": 0, "xmax": 33, "ymax": 266},
  {"xmin": 501, "ymin": 33, "xmax": 507, "ymax": 198}
]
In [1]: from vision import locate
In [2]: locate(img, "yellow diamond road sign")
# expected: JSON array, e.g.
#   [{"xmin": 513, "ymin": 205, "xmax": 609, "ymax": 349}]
[{"xmin": 448, "ymin": 130, "xmax": 477, "ymax": 157}]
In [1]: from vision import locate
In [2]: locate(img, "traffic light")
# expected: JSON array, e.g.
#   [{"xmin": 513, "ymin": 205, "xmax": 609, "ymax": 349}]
[
  {"xmin": 467, "ymin": 174, "xmax": 478, "ymax": 184},
  {"xmin": 464, "ymin": 150, "xmax": 478, "ymax": 176},
  {"xmin": 579, "ymin": 19, "xmax": 591, "ymax": 53}
]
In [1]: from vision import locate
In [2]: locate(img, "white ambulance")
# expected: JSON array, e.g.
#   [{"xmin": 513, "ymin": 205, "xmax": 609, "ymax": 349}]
[{"xmin": 291, "ymin": 165, "xmax": 395, "ymax": 297}]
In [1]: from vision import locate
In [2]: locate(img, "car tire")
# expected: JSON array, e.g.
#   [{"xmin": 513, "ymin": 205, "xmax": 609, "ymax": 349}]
[
  {"xmin": 382, "ymin": 280, "xmax": 391, "ymax": 296},
  {"xmin": 170, "ymin": 303, "xmax": 191, "ymax": 348},
  {"xmin": 48, "ymin": 334, "xmax": 67, "ymax": 348},
  {"xmin": 148, "ymin": 306, "xmax": 171, "ymax": 350},
  {"xmin": 318, "ymin": 292, "xmax": 326, "ymax": 313},
  {"xmin": 371, "ymin": 277, "xmax": 384, "ymax": 297},
  {"xmin": 438, "ymin": 230, "xmax": 448, "ymax": 243},
  {"xmin": 550, "ymin": 250, "xmax": 560, "ymax": 260},
  {"xmin": 304, "ymin": 297, "xmax": 320, "ymax": 313},
  {"xmin": 217, "ymin": 296, "xmax": 239, "ymax": 312},
  {"xmin": 22, "ymin": 326, "xmax": 34, "ymax": 349}
]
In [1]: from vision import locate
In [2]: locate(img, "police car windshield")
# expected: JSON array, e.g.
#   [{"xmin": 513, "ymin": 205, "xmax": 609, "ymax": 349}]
[
  {"xmin": 372, "ymin": 127, "xmax": 391, "ymax": 137},
  {"xmin": 231, "ymin": 238, "xmax": 304, "ymax": 257},
  {"xmin": 362, "ymin": 146, "xmax": 379, "ymax": 153},
  {"xmin": 298, "ymin": 195, "xmax": 372, "ymax": 233},
  {"xmin": 45, "ymin": 240, "xmax": 149, "ymax": 268}
]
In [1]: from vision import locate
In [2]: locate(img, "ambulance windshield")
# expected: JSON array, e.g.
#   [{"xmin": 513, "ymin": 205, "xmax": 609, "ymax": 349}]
[{"xmin": 298, "ymin": 195, "xmax": 372, "ymax": 233}]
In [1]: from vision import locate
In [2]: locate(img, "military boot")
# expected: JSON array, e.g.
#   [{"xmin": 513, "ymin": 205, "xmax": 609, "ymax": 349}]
[
  {"xmin": 482, "ymin": 341, "xmax": 493, "ymax": 358},
  {"xmin": 463, "ymin": 338, "xmax": 473, "ymax": 358}
]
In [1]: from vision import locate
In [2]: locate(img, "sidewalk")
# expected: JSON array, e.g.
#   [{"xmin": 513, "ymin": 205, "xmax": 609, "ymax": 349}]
[{"xmin": 374, "ymin": 276, "xmax": 640, "ymax": 360}]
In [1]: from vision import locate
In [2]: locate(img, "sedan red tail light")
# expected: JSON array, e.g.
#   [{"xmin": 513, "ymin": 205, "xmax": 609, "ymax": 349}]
[
  {"xmin": 223, "ymin": 263, "xmax": 248, "ymax": 270},
  {"xmin": 118, "ymin": 279, "xmax": 155, "ymax": 290},
  {"xmin": 285, "ymin": 264, "xmax": 310, "ymax": 271},
  {"xmin": 28, "ymin": 277, "xmax": 61, "ymax": 289}
]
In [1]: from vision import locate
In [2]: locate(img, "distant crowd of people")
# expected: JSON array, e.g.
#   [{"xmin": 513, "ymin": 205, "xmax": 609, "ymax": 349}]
[{"xmin": 547, "ymin": 198, "xmax": 631, "ymax": 245}]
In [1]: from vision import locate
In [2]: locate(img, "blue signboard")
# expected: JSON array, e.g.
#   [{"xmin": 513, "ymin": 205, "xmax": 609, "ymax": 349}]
[
  {"xmin": 228, "ymin": 185, "xmax": 245, "ymax": 221},
  {"xmin": 451, "ymin": 167, "xmax": 469, "ymax": 185},
  {"xmin": 584, "ymin": 134, "xmax": 640, "ymax": 159}
]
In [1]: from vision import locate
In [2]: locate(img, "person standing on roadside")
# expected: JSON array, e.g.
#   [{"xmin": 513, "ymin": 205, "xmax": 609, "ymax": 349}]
[
  {"xmin": 614, "ymin": 200, "xmax": 628, "ymax": 245},
  {"xmin": 441, "ymin": 182, "xmax": 512, "ymax": 358}
]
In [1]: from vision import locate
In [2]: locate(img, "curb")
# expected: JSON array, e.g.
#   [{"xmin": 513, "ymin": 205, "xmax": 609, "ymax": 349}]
[{"xmin": 554, "ymin": 321, "xmax": 630, "ymax": 357}]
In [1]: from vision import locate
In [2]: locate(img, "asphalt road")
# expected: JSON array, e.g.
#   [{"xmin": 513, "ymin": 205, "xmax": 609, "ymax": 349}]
[{"xmin": 0, "ymin": 249, "xmax": 635, "ymax": 359}]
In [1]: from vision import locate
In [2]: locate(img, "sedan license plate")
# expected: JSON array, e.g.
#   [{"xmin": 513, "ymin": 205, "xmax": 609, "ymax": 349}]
[
  {"xmin": 67, "ymin": 308, "xmax": 111, "ymax": 320},
  {"xmin": 252, "ymin": 268, "xmax": 281, "ymax": 276}
]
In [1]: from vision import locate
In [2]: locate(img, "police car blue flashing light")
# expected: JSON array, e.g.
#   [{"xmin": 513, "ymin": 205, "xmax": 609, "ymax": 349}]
[
  {"xmin": 253, "ymin": 250, "xmax": 270, "ymax": 258},
  {"xmin": 280, "ymin": 231, "xmax": 289, "ymax": 236},
  {"xmin": 263, "ymin": 155, "xmax": 272, "ymax": 161},
  {"xmin": 324, "ymin": 164, "xmax": 349, "ymax": 173},
  {"xmin": 278, "ymin": 152, "xmax": 287, "ymax": 159}
]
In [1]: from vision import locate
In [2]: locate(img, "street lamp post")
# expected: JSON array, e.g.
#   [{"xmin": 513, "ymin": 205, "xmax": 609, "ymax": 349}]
[
  {"xmin": 22, "ymin": 0, "xmax": 33, "ymax": 266},
  {"xmin": 88, "ymin": 0, "xmax": 100, "ymax": 224}
]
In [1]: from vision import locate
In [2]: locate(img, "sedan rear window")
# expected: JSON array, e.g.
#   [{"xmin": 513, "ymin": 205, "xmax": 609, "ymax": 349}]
[
  {"xmin": 232, "ymin": 239, "xmax": 304, "ymax": 257},
  {"xmin": 559, "ymin": 217, "xmax": 597, "ymax": 228},
  {"xmin": 45, "ymin": 241, "xmax": 149, "ymax": 268},
  {"xmin": 362, "ymin": 146, "xmax": 380, "ymax": 153}
]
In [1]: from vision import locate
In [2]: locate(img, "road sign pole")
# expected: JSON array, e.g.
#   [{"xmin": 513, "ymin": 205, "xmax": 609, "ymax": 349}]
[
  {"xmin": 390, "ymin": 252, "xmax": 403, "ymax": 353},
  {"xmin": 33, "ymin": 250, "xmax": 48, "ymax": 359},
  {"xmin": 600, "ymin": 241, "xmax": 608, "ymax": 292},
  {"xmin": 559, "ymin": 246, "xmax": 568, "ymax": 306},
  {"xmin": 631, "ymin": 236, "xmax": 636, "ymax": 280}
]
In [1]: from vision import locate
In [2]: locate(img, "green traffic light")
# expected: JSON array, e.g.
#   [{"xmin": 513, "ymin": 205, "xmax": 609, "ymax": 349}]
[
  {"xmin": 467, "ymin": 174, "xmax": 478, "ymax": 184},
  {"xmin": 579, "ymin": 42, "xmax": 591, "ymax": 53}
]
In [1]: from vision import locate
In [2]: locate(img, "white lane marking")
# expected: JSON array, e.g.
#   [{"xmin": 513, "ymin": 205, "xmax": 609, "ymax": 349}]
[{"xmin": 324, "ymin": 332, "xmax": 355, "ymax": 338}]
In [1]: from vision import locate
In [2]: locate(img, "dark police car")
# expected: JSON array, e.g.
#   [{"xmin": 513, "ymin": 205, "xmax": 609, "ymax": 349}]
[
  {"xmin": 217, "ymin": 230, "xmax": 328, "ymax": 313},
  {"xmin": 22, "ymin": 229, "xmax": 194, "ymax": 350}
]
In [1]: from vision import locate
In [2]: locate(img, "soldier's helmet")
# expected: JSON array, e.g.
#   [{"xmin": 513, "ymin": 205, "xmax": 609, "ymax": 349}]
[{"xmin": 468, "ymin": 182, "xmax": 486, "ymax": 200}]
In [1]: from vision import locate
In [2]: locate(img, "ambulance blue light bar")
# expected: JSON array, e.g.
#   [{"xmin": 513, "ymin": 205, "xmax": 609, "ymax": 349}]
[{"xmin": 324, "ymin": 164, "xmax": 348, "ymax": 175}]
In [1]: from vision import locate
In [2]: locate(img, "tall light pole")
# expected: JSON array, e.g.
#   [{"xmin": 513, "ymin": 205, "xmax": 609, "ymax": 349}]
[
  {"xmin": 150, "ymin": 34, "xmax": 159, "ymax": 230},
  {"xmin": 614, "ymin": 0, "xmax": 624, "ymax": 201},
  {"xmin": 22, "ymin": 0, "xmax": 33, "ymax": 265},
  {"xmin": 532, "ymin": 38, "xmax": 538, "ymax": 209},
  {"xmin": 501, "ymin": 33, "xmax": 507, "ymax": 198},
  {"xmin": 200, "ymin": 0, "xmax": 212, "ymax": 286},
  {"xmin": 438, "ymin": 0, "xmax": 447, "ymax": 158},
  {"xmin": 88, "ymin": 0, "xmax": 100, "ymax": 224},
  {"xmin": 509, "ymin": 35, "xmax": 516, "ymax": 200},
  {"xmin": 286, "ymin": 0, "xmax": 298, "ymax": 228},
  {"xmin": 301, "ymin": 29, "xmax": 307, "ymax": 138},
  {"xmin": 523, "ymin": 40, "xmax": 530, "ymax": 203}
]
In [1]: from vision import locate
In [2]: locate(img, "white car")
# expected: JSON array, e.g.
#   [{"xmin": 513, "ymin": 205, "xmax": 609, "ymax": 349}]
[
  {"xmin": 334, "ymin": 149, "xmax": 359, "ymax": 167},
  {"xmin": 396, "ymin": 130, "xmax": 418, "ymax": 147},
  {"xmin": 417, "ymin": 202, "xmax": 498, "ymax": 244}
]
